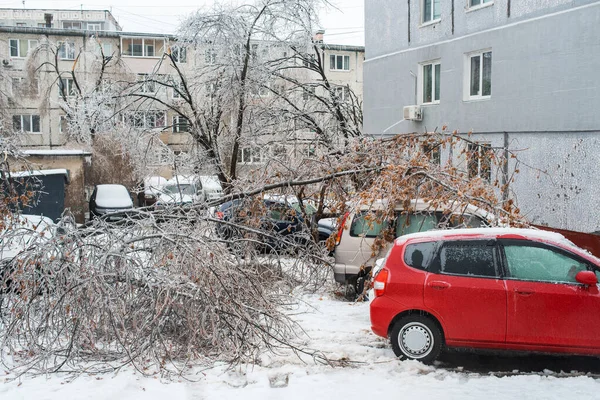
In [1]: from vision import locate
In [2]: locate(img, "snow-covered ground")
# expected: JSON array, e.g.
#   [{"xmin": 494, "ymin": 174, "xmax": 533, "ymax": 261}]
[{"xmin": 2, "ymin": 290, "xmax": 600, "ymax": 399}]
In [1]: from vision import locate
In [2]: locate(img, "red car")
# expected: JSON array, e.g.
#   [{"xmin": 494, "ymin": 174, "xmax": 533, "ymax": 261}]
[{"xmin": 370, "ymin": 228, "xmax": 600, "ymax": 363}]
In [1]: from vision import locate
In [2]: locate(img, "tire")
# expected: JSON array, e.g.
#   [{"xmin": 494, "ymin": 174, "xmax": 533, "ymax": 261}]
[{"xmin": 390, "ymin": 315, "xmax": 443, "ymax": 364}]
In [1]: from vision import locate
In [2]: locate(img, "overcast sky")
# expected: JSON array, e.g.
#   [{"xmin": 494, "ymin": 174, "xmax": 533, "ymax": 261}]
[{"xmin": 1, "ymin": 0, "xmax": 365, "ymax": 45}]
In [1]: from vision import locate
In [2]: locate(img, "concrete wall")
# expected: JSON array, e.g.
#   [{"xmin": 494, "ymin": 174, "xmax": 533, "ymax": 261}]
[{"xmin": 364, "ymin": 1, "xmax": 600, "ymax": 231}]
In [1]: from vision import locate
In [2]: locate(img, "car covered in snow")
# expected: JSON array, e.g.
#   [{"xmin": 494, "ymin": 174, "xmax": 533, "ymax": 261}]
[
  {"xmin": 137, "ymin": 176, "xmax": 168, "ymax": 207},
  {"xmin": 155, "ymin": 175, "xmax": 223, "ymax": 207},
  {"xmin": 89, "ymin": 184, "xmax": 134, "ymax": 220},
  {"xmin": 370, "ymin": 228, "xmax": 600, "ymax": 363}
]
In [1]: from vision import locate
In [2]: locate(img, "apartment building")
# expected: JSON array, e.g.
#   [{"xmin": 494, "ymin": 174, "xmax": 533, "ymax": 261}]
[
  {"xmin": 364, "ymin": 1, "xmax": 600, "ymax": 231},
  {"xmin": 0, "ymin": 8, "xmax": 364, "ymax": 220}
]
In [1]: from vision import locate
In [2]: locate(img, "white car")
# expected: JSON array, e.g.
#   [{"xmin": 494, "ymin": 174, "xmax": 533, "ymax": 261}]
[
  {"xmin": 333, "ymin": 199, "xmax": 494, "ymax": 286},
  {"xmin": 156, "ymin": 175, "xmax": 223, "ymax": 207}
]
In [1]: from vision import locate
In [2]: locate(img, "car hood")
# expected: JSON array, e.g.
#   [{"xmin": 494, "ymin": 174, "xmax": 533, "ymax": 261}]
[{"xmin": 157, "ymin": 193, "xmax": 193, "ymax": 204}]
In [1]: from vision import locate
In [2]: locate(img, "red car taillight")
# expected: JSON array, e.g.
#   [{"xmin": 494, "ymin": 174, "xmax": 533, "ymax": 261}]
[
  {"xmin": 335, "ymin": 212, "xmax": 350, "ymax": 245},
  {"xmin": 373, "ymin": 268, "xmax": 389, "ymax": 298}
]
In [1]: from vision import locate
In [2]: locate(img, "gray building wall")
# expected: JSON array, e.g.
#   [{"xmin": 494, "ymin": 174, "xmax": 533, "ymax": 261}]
[{"xmin": 364, "ymin": 1, "xmax": 600, "ymax": 231}]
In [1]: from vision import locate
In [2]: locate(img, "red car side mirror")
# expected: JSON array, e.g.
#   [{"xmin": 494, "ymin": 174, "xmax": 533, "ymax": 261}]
[{"xmin": 575, "ymin": 271, "xmax": 598, "ymax": 286}]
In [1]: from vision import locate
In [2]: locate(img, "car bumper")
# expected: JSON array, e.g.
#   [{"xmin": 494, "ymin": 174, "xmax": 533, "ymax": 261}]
[{"xmin": 370, "ymin": 295, "xmax": 407, "ymax": 339}]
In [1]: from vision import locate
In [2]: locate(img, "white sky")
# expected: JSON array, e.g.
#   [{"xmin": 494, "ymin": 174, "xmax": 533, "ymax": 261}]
[{"xmin": 0, "ymin": 0, "xmax": 365, "ymax": 45}]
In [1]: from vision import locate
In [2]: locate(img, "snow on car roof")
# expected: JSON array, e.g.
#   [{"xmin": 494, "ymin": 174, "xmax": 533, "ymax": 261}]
[
  {"xmin": 198, "ymin": 175, "xmax": 222, "ymax": 190},
  {"xmin": 397, "ymin": 227, "xmax": 569, "ymax": 244},
  {"xmin": 95, "ymin": 184, "xmax": 133, "ymax": 209},
  {"xmin": 397, "ymin": 226, "xmax": 600, "ymax": 261}
]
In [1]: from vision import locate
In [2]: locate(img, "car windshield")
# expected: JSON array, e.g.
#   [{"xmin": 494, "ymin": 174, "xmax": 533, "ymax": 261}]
[
  {"xmin": 162, "ymin": 184, "xmax": 195, "ymax": 195},
  {"xmin": 291, "ymin": 203, "xmax": 317, "ymax": 215}
]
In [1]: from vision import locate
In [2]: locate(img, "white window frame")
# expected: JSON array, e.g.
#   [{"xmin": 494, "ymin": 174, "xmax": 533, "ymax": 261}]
[
  {"xmin": 467, "ymin": 142, "xmax": 492, "ymax": 182},
  {"xmin": 171, "ymin": 79, "xmax": 184, "ymax": 99},
  {"xmin": 13, "ymin": 114, "xmax": 41, "ymax": 133},
  {"xmin": 205, "ymin": 48, "xmax": 217, "ymax": 65},
  {"xmin": 171, "ymin": 45, "xmax": 187, "ymax": 63},
  {"xmin": 420, "ymin": 60, "xmax": 441, "ymax": 104},
  {"xmin": 422, "ymin": 0, "xmax": 441, "ymax": 25},
  {"xmin": 63, "ymin": 21, "xmax": 82, "ymax": 30},
  {"xmin": 58, "ymin": 78, "xmax": 76, "ymax": 98},
  {"xmin": 9, "ymin": 39, "xmax": 38, "ymax": 58},
  {"xmin": 329, "ymin": 54, "xmax": 350, "ymax": 71},
  {"xmin": 467, "ymin": 0, "xmax": 494, "ymax": 12},
  {"xmin": 57, "ymin": 41, "xmax": 76, "ymax": 60},
  {"xmin": 59, "ymin": 115, "xmax": 68, "ymax": 133},
  {"xmin": 333, "ymin": 86, "xmax": 350, "ymax": 102},
  {"xmin": 137, "ymin": 74, "xmax": 156, "ymax": 93},
  {"xmin": 172, "ymin": 115, "xmax": 190, "ymax": 133},
  {"xmin": 12, "ymin": 77, "xmax": 39, "ymax": 96},
  {"xmin": 465, "ymin": 49, "xmax": 492, "ymax": 101},
  {"xmin": 124, "ymin": 111, "xmax": 167, "ymax": 129},
  {"xmin": 87, "ymin": 22, "xmax": 102, "ymax": 31},
  {"xmin": 239, "ymin": 147, "xmax": 266, "ymax": 164},
  {"xmin": 121, "ymin": 37, "xmax": 165, "ymax": 58}
]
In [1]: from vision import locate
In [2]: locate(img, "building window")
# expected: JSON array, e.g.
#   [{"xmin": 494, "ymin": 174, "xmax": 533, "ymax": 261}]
[
  {"xmin": 172, "ymin": 116, "xmax": 190, "ymax": 132},
  {"xmin": 171, "ymin": 46, "xmax": 187, "ymax": 63},
  {"xmin": 467, "ymin": 143, "xmax": 492, "ymax": 181},
  {"xmin": 468, "ymin": 50, "xmax": 492, "ymax": 99},
  {"xmin": 58, "ymin": 78, "xmax": 76, "ymax": 98},
  {"xmin": 239, "ymin": 147, "xmax": 266, "ymax": 163},
  {"xmin": 13, "ymin": 114, "xmax": 41, "ymax": 133},
  {"xmin": 302, "ymin": 85, "xmax": 315, "ymax": 100},
  {"xmin": 38, "ymin": 23, "xmax": 53, "ymax": 28},
  {"xmin": 124, "ymin": 111, "xmax": 166, "ymax": 129},
  {"xmin": 58, "ymin": 42, "xmax": 76, "ymax": 60},
  {"xmin": 272, "ymin": 145, "xmax": 287, "ymax": 160},
  {"xmin": 205, "ymin": 82, "xmax": 218, "ymax": 98},
  {"xmin": 12, "ymin": 77, "xmax": 39, "ymax": 96},
  {"xmin": 422, "ymin": 141, "xmax": 441, "ymax": 165},
  {"xmin": 250, "ymin": 84, "xmax": 270, "ymax": 97},
  {"xmin": 469, "ymin": 0, "xmax": 493, "ymax": 8},
  {"xmin": 137, "ymin": 74, "xmax": 156, "ymax": 93},
  {"xmin": 333, "ymin": 86, "xmax": 350, "ymax": 102},
  {"xmin": 59, "ymin": 115, "xmax": 68, "ymax": 133},
  {"xmin": 422, "ymin": 62, "xmax": 441, "ymax": 104},
  {"xmin": 329, "ymin": 54, "xmax": 350, "ymax": 71},
  {"xmin": 99, "ymin": 43, "xmax": 113, "ymax": 58},
  {"xmin": 16, "ymin": 23, "xmax": 26, "ymax": 27},
  {"xmin": 171, "ymin": 79, "xmax": 184, "ymax": 99},
  {"xmin": 63, "ymin": 21, "xmax": 82, "ymax": 30},
  {"xmin": 121, "ymin": 37, "xmax": 165, "ymax": 58},
  {"xmin": 205, "ymin": 48, "xmax": 216, "ymax": 65},
  {"xmin": 9, "ymin": 39, "xmax": 38, "ymax": 58},
  {"xmin": 422, "ymin": 0, "xmax": 441, "ymax": 23},
  {"xmin": 87, "ymin": 23, "xmax": 102, "ymax": 30}
]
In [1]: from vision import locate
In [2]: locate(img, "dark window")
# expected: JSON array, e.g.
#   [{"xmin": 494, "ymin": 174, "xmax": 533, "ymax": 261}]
[
  {"xmin": 350, "ymin": 211, "xmax": 390, "ymax": 238},
  {"xmin": 439, "ymin": 241, "xmax": 497, "ymax": 277},
  {"xmin": 351, "ymin": 211, "xmax": 487, "ymax": 238},
  {"xmin": 404, "ymin": 242, "xmax": 437, "ymax": 270}
]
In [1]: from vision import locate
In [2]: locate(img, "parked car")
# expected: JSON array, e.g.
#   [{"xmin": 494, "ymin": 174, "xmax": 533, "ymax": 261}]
[
  {"xmin": 198, "ymin": 175, "xmax": 223, "ymax": 201},
  {"xmin": 215, "ymin": 198, "xmax": 306, "ymax": 252},
  {"xmin": 370, "ymin": 227, "xmax": 600, "ymax": 363},
  {"xmin": 333, "ymin": 200, "xmax": 492, "ymax": 286},
  {"xmin": 137, "ymin": 176, "xmax": 167, "ymax": 207},
  {"xmin": 89, "ymin": 184, "xmax": 134, "ymax": 220},
  {"xmin": 155, "ymin": 175, "xmax": 222, "ymax": 207}
]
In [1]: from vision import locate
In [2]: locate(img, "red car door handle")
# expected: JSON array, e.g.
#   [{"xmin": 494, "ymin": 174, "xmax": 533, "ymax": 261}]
[
  {"xmin": 429, "ymin": 281, "xmax": 450, "ymax": 290},
  {"xmin": 514, "ymin": 289, "xmax": 534, "ymax": 296}
]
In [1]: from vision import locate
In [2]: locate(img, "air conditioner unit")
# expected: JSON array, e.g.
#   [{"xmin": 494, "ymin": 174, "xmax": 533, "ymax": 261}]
[
  {"xmin": 403, "ymin": 105, "xmax": 423, "ymax": 121},
  {"xmin": 2, "ymin": 59, "xmax": 13, "ymax": 67}
]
